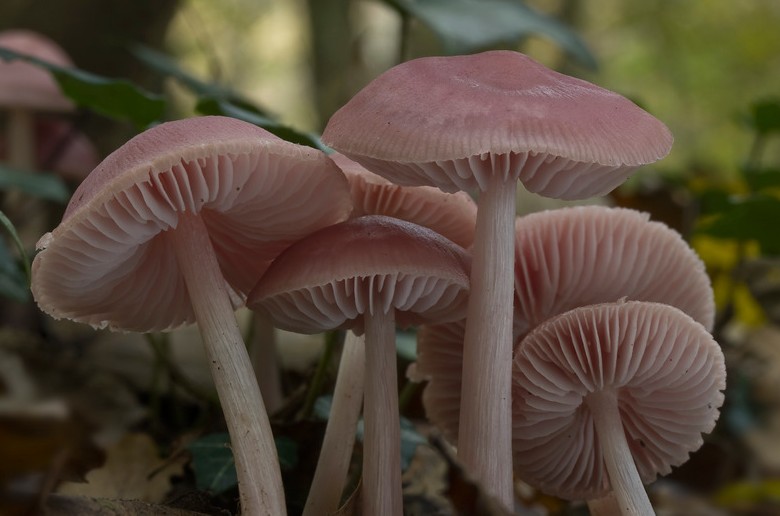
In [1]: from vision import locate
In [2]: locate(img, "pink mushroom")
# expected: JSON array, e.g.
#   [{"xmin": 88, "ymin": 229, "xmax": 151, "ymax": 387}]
[
  {"xmin": 512, "ymin": 300, "xmax": 726, "ymax": 514},
  {"xmin": 412, "ymin": 206, "xmax": 713, "ymax": 458},
  {"xmin": 322, "ymin": 50, "xmax": 672, "ymax": 506},
  {"xmin": 0, "ymin": 30, "xmax": 74, "ymax": 171},
  {"xmin": 249, "ymin": 215, "xmax": 471, "ymax": 516},
  {"xmin": 32, "ymin": 116, "xmax": 352, "ymax": 515}
]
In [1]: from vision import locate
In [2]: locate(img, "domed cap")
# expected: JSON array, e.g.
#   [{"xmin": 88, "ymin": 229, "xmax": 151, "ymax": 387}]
[
  {"xmin": 514, "ymin": 206, "xmax": 714, "ymax": 331},
  {"xmin": 248, "ymin": 215, "xmax": 471, "ymax": 335},
  {"xmin": 331, "ymin": 152, "xmax": 477, "ymax": 248},
  {"xmin": 32, "ymin": 116, "xmax": 352, "ymax": 332},
  {"xmin": 322, "ymin": 50, "xmax": 672, "ymax": 198},
  {"xmin": 512, "ymin": 301, "xmax": 726, "ymax": 500},
  {"xmin": 0, "ymin": 30, "xmax": 74, "ymax": 111}
]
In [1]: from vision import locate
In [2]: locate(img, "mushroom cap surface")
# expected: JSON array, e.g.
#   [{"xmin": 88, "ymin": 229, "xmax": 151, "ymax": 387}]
[
  {"xmin": 0, "ymin": 30, "xmax": 74, "ymax": 111},
  {"xmin": 248, "ymin": 215, "xmax": 471, "ymax": 335},
  {"xmin": 411, "ymin": 206, "xmax": 715, "ymax": 445},
  {"xmin": 322, "ymin": 50, "xmax": 672, "ymax": 198},
  {"xmin": 32, "ymin": 116, "xmax": 352, "ymax": 332},
  {"xmin": 512, "ymin": 300, "xmax": 725, "ymax": 500},
  {"xmin": 514, "ymin": 206, "xmax": 714, "ymax": 332},
  {"xmin": 331, "ymin": 152, "xmax": 477, "ymax": 248}
]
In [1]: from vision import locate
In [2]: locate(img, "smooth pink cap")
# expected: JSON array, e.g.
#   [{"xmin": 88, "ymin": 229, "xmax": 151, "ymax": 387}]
[
  {"xmin": 323, "ymin": 51, "xmax": 672, "ymax": 198},
  {"xmin": 512, "ymin": 301, "xmax": 725, "ymax": 500},
  {"xmin": 31, "ymin": 116, "xmax": 352, "ymax": 332},
  {"xmin": 248, "ymin": 215, "xmax": 471, "ymax": 335},
  {"xmin": 331, "ymin": 152, "xmax": 477, "ymax": 248},
  {"xmin": 0, "ymin": 30, "xmax": 74, "ymax": 111}
]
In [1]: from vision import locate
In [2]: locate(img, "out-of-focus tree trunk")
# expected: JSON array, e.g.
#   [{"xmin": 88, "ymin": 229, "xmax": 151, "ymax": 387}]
[{"xmin": 305, "ymin": 0, "xmax": 355, "ymax": 130}]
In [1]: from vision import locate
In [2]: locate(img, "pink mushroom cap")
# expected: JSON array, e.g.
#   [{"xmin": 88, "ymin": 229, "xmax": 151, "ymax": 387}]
[
  {"xmin": 330, "ymin": 152, "xmax": 477, "ymax": 248},
  {"xmin": 512, "ymin": 300, "xmax": 726, "ymax": 500},
  {"xmin": 0, "ymin": 30, "xmax": 74, "ymax": 112},
  {"xmin": 31, "ymin": 115, "xmax": 352, "ymax": 332},
  {"xmin": 248, "ymin": 215, "xmax": 471, "ymax": 335},
  {"xmin": 322, "ymin": 50, "xmax": 672, "ymax": 199},
  {"xmin": 411, "ymin": 206, "xmax": 715, "ymax": 445}
]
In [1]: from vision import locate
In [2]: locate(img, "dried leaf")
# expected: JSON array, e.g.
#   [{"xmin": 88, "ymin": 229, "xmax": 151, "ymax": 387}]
[{"xmin": 57, "ymin": 433, "xmax": 186, "ymax": 503}]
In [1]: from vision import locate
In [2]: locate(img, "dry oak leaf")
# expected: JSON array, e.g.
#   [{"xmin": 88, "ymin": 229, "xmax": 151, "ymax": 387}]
[{"xmin": 57, "ymin": 433, "xmax": 186, "ymax": 502}]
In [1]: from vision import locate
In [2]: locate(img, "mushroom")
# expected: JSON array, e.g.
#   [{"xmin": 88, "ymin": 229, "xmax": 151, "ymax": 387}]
[
  {"xmin": 0, "ymin": 30, "xmax": 74, "ymax": 171},
  {"xmin": 322, "ymin": 50, "xmax": 673, "ymax": 505},
  {"xmin": 412, "ymin": 206, "xmax": 713, "ymax": 456},
  {"xmin": 512, "ymin": 300, "xmax": 726, "ymax": 515},
  {"xmin": 31, "ymin": 115, "xmax": 353, "ymax": 515},
  {"xmin": 248, "ymin": 215, "xmax": 471, "ymax": 516},
  {"xmin": 298, "ymin": 153, "xmax": 477, "ymax": 516}
]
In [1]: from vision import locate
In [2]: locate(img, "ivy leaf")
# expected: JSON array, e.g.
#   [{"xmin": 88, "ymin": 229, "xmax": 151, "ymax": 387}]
[
  {"xmin": 0, "ymin": 47, "xmax": 165, "ymax": 128},
  {"xmin": 696, "ymin": 195, "xmax": 780, "ymax": 254},
  {"xmin": 383, "ymin": 0, "xmax": 596, "ymax": 69},
  {"xmin": 187, "ymin": 433, "xmax": 298, "ymax": 494},
  {"xmin": 0, "ymin": 164, "xmax": 70, "ymax": 203}
]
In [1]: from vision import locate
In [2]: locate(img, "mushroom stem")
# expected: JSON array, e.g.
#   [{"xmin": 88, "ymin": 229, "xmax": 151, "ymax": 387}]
[
  {"xmin": 363, "ymin": 308, "xmax": 403, "ymax": 516},
  {"xmin": 586, "ymin": 390, "xmax": 654, "ymax": 516},
  {"xmin": 303, "ymin": 330, "xmax": 365, "ymax": 516},
  {"xmin": 6, "ymin": 108, "xmax": 36, "ymax": 170},
  {"xmin": 249, "ymin": 311, "xmax": 285, "ymax": 414},
  {"xmin": 170, "ymin": 212, "xmax": 286, "ymax": 516},
  {"xmin": 588, "ymin": 492, "xmax": 622, "ymax": 516},
  {"xmin": 458, "ymin": 174, "xmax": 516, "ymax": 508}
]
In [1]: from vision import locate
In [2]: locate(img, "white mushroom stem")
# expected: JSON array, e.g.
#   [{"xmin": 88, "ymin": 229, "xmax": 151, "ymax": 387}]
[
  {"xmin": 171, "ymin": 212, "xmax": 286, "ymax": 516},
  {"xmin": 303, "ymin": 331, "xmax": 366, "ymax": 516},
  {"xmin": 6, "ymin": 108, "xmax": 35, "ymax": 170},
  {"xmin": 363, "ymin": 309, "xmax": 403, "ymax": 516},
  {"xmin": 458, "ymin": 174, "xmax": 516, "ymax": 508},
  {"xmin": 249, "ymin": 311, "xmax": 285, "ymax": 414},
  {"xmin": 585, "ymin": 390, "xmax": 654, "ymax": 516}
]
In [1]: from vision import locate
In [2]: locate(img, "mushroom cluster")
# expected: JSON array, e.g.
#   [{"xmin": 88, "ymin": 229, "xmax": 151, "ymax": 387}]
[{"xmin": 29, "ymin": 50, "xmax": 724, "ymax": 516}]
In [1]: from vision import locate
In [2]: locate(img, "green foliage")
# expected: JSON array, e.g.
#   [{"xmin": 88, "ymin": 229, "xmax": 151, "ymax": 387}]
[
  {"xmin": 187, "ymin": 433, "xmax": 298, "ymax": 494},
  {"xmin": 0, "ymin": 48, "xmax": 165, "ymax": 129},
  {"xmin": 131, "ymin": 45, "xmax": 325, "ymax": 150},
  {"xmin": 382, "ymin": 0, "xmax": 596, "ymax": 69},
  {"xmin": 0, "ymin": 165, "xmax": 70, "ymax": 203},
  {"xmin": 748, "ymin": 98, "xmax": 780, "ymax": 136},
  {"xmin": 0, "ymin": 210, "xmax": 30, "ymax": 302},
  {"xmin": 697, "ymin": 195, "xmax": 780, "ymax": 255}
]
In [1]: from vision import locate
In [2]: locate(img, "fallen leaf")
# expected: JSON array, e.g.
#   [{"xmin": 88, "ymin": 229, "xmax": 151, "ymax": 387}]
[{"xmin": 57, "ymin": 433, "xmax": 186, "ymax": 502}]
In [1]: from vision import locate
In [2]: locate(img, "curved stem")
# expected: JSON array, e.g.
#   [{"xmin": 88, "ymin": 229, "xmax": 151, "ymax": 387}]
[
  {"xmin": 171, "ymin": 213, "xmax": 286, "ymax": 516},
  {"xmin": 363, "ymin": 309, "xmax": 403, "ymax": 516},
  {"xmin": 457, "ymin": 175, "xmax": 516, "ymax": 509},
  {"xmin": 588, "ymin": 492, "xmax": 621, "ymax": 516},
  {"xmin": 586, "ymin": 390, "xmax": 654, "ymax": 516},
  {"xmin": 303, "ymin": 330, "xmax": 365, "ymax": 516}
]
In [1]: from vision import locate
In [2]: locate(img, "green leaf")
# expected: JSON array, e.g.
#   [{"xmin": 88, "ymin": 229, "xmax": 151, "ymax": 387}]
[
  {"xmin": 187, "ymin": 432, "xmax": 298, "ymax": 494},
  {"xmin": 0, "ymin": 236, "xmax": 29, "ymax": 302},
  {"xmin": 696, "ymin": 195, "xmax": 780, "ymax": 254},
  {"xmin": 0, "ymin": 48, "xmax": 165, "ymax": 128},
  {"xmin": 196, "ymin": 98, "xmax": 326, "ymax": 150},
  {"xmin": 744, "ymin": 168, "xmax": 780, "ymax": 192},
  {"xmin": 748, "ymin": 98, "xmax": 780, "ymax": 135},
  {"xmin": 383, "ymin": 0, "xmax": 596, "ymax": 69},
  {"xmin": 0, "ymin": 210, "xmax": 31, "ymax": 299},
  {"xmin": 0, "ymin": 165, "xmax": 70, "ymax": 203},
  {"xmin": 129, "ymin": 44, "xmax": 265, "ymax": 112}
]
